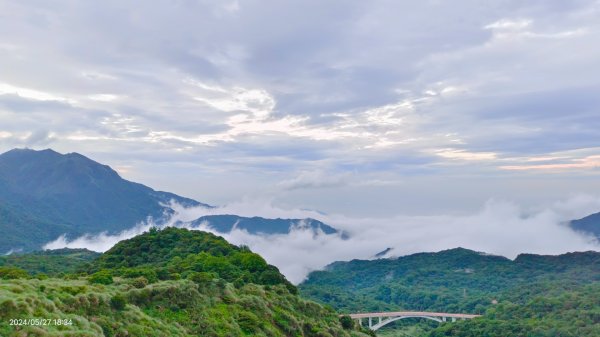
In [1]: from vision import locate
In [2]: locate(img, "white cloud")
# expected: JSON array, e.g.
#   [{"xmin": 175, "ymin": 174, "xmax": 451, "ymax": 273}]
[
  {"xmin": 44, "ymin": 196, "xmax": 600, "ymax": 284},
  {"xmin": 2, "ymin": 0, "xmax": 600, "ymax": 218},
  {"xmin": 185, "ymin": 79, "xmax": 275, "ymax": 119},
  {"xmin": 278, "ymin": 171, "xmax": 350, "ymax": 191},
  {"xmin": 88, "ymin": 94, "xmax": 120, "ymax": 102},
  {"xmin": 485, "ymin": 18, "xmax": 532, "ymax": 31},
  {"xmin": 501, "ymin": 155, "xmax": 600, "ymax": 171},
  {"xmin": 0, "ymin": 82, "xmax": 74, "ymax": 103},
  {"xmin": 434, "ymin": 148, "xmax": 498, "ymax": 161}
]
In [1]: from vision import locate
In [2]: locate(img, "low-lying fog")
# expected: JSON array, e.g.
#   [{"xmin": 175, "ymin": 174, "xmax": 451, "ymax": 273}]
[{"xmin": 45, "ymin": 195, "xmax": 600, "ymax": 284}]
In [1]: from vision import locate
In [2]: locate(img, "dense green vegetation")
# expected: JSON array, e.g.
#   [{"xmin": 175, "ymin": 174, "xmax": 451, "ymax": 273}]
[
  {"xmin": 300, "ymin": 248, "xmax": 599, "ymax": 313},
  {"xmin": 0, "ymin": 227, "xmax": 370, "ymax": 337},
  {"xmin": 90, "ymin": 227, "xmax": 297, "ymax": 293},
  {"xmin": 299, "ymin": 248, "xmax": 600, "ymax": 336},
  {"xmin": 430, "ymin": 283, "xmax": 600, "ymax": 337},
  {"xmin": 0, "ymin": 278, "xmax": 371, "ymax": 337},
  {"xmin": 0, "ymin": 248, "xmax": 99, "ymax": 276}
]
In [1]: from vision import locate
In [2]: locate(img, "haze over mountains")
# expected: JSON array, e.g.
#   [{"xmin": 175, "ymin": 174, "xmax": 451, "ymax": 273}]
[
  {"xmin": 0, "ymin": 148, "xmax": 339, "ymax": 253},
  {"xmin": 1, "ymin": 148, "xmax": 599, "ymax": 284}
]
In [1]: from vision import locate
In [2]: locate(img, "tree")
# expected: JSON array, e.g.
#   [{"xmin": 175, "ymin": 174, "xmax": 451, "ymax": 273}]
[
  {"xmin": 340, "ymin": 315, "xmax": 354, "ymax": 330},
  {"xmin": 89, "ymin": 270, "xmax": 113, "ymax": 285},
  {"xmin": 0, "ymin": 266, "xmax": 29, "ymax": 279}
]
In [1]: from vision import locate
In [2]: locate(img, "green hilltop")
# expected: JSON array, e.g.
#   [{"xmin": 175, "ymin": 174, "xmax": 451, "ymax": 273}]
[{"xmin": 0, "ymin": 228, "xmax": 371, "ymax": 337}]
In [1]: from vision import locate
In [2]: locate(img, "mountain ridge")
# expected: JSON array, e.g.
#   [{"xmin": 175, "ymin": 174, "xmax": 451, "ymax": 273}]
[
  {"xmin": 0, "ymin": 148, "xmax": 206, "ymax": 252},
  {"xmin": 570, "ymin": 211, "xmax": 600, "ymax": 239},
  {"xmin": 191, "ymin": 214, "xmax": 338, "ymax": 235},
  {"xmin": 0, "ymin": 148, "xmax": 340, "ymax": 253},
  {"xmin": 299, "ymin": 246, "xmax": 600, "ymax": 311}
]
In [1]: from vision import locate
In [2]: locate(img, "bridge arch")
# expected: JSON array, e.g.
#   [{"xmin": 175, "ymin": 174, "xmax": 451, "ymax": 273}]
[
  {"xmin": 346, "ymin": 311, "xmax": 480, "ymax": 331},
  {"xmin": 370, "ymin": 315, "xmax": 443, "ymax": 331}
]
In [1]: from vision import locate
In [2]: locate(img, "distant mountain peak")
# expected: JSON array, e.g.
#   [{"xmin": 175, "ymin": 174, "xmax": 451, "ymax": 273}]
[
  {"xmin": 570, "ymin": 212, "xmax": 600, "ymax": 239},
  {"xmin": 1, "ymin": 147, "xmax": 59, "ymax": 159},
  {"xmin": 374, "ymin": 247, "xmax": 393, "ymax": 258},
  {"xmin": 0, "ymin": 148, "xmax": 204, "ymax": 252},
  {"xmin": 191, "ymin": 214, "xmax": 338, "ymax": 235}
]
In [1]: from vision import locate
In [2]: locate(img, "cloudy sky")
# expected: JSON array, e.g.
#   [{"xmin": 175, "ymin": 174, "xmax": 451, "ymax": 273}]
[{"xmin": 2, "ymin": 0, "xmax": 600, "ymax": 217}]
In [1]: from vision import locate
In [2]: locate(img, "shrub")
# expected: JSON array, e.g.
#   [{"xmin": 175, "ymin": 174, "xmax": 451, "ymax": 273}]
[
  {"xmin": 122, "ymin": 267, "xmax": 158, "ymax": 283},
  {"xmin": 237, "ymin": 311, "xmax": 261, "ymax": 334},
  {"xmin": 0, "ymin": 299, "xmax": 18, "ymax": 317},
  {"xmin": 60, "ymin": 285, "xmax": 87, "ymax": 295},
  {"xmin": 259, "ymin": 269, "xmax": 285, "ymax": 285},
  {"xmin": 110, "ymin": 294, "xmax": 127, "ymax": 310},
  {"xmin": 188, "ymin": 271, "xmax": 217, "ymax": 284},
  {"xmin": 339, "ymin": 315, "xmax": 354, "ymax": 330},
  {"xmin": 89, "ymin": 270, "xmax": 113, "ymax": 285},
  {"xmin": 36, "ymin": 273, "xmax": 49, "ymax": 280},
  {"xmin": 63, "ymin": 273, "xmax": 80, "ymax": 280},
  {"xmin": 0, "ymin": 266, "xmax": 29, "ymax": 279},
  {"xmin": 132, "ymin": 276, "xmax": 148, "ymax": 288},
  {"xmin": 156, "ymin": 268, "xmax": 170, "ymax": 280}
]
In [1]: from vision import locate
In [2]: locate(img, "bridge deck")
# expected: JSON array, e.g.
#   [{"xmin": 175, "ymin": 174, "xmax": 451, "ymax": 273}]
[{"xmin": 347, "ymin": 311, "xmax": 481, "ymax": 319}]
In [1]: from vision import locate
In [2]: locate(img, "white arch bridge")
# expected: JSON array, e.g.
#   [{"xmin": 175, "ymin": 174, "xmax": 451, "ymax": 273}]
[{"xmin": 346, "ymin": 311, "xmax": 481, "ymax": 331}]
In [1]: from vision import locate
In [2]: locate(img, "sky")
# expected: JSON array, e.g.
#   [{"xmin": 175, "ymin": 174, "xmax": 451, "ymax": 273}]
[
  {"xmin": 3, "ymin": 1, "xmax": 600, "ymax": 282},
  {"xmin": 1, "ymin": 1, "xmax": 600, "ymax": 217}
]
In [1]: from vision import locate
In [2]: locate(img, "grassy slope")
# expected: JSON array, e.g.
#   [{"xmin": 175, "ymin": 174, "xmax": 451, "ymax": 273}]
[
  {"xmin": 0, "ymin": 277, "xmax": 369, "ymax": 337},
  {"xmin": 0, "ymin": 228, "xmax": 370, "ymax": 337}
]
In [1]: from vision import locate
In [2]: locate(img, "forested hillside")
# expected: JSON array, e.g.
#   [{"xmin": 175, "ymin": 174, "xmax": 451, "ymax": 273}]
[
  {"xmin": 0, "ymin": 248, "xmax": 99, "ymax": 276},
  {"xmin": 300, "ymin": 248, "xmax": 600, "ymax": 336},
  {"xmin": 0, "ymin": 228, "xmax": 369, "ymax": 337},
  {"xmin": 429, "ymin": 283, "xmax": 600, "ymax": 337}
]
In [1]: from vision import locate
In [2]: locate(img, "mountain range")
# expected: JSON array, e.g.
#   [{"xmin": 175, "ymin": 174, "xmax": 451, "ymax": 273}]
[
  {"xmin": 0, "ymin": 147, "xmax": 598, "ymax": 336},
  {"xmin": 1, "ymin": 147, "xmax": 597, "ymax": 255},
  {"xmin": 0, "ymin": 148, "xmax": 338, "ymax": 253},
  {"xmin": 189, "ymin": 215, "xmax": 337, "ymax": 235}
]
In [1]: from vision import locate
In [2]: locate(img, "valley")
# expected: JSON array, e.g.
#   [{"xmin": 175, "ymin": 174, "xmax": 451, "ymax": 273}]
[{"xmin": 0, "ymin": 148, "xmax": 599, "ymax": 336}]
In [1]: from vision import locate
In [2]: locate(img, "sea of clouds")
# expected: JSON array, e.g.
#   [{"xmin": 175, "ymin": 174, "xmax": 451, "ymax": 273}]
[{"xmin": 44, "ymin": 195, "xmax": 600, "ymax": 284}]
